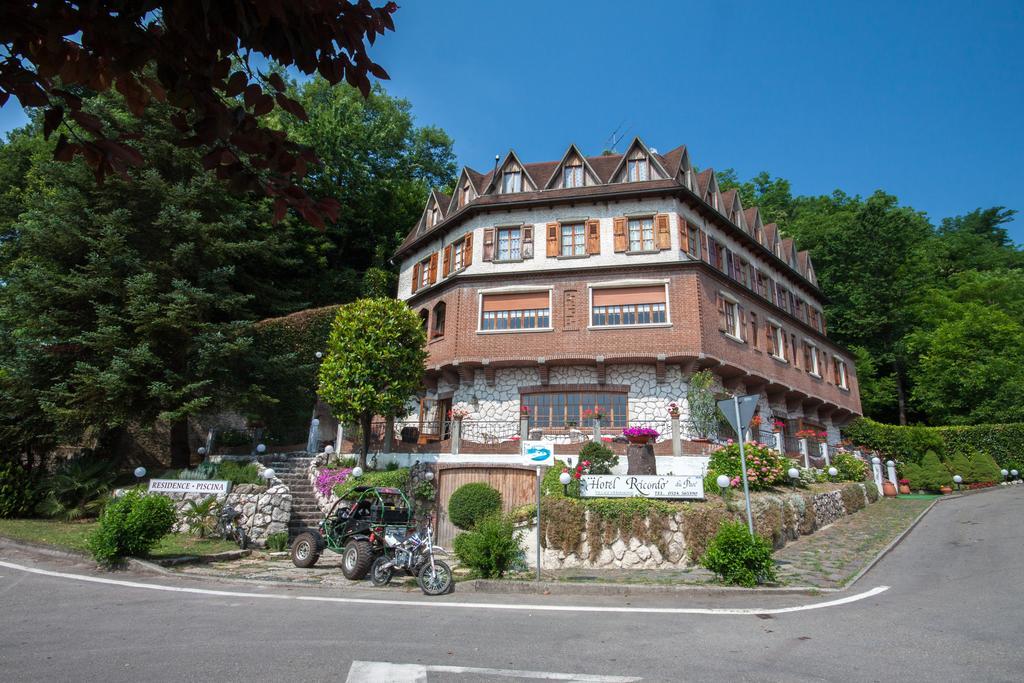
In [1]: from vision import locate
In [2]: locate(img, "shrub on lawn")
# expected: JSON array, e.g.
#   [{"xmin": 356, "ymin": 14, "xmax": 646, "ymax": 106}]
[
  {"xmin": 831, "ymin": 452, "xmax": 869, "ymax": 482},
  {"xmin": 577, "ymin": 442, "xmax": 618, "ymax": 475},
  {"xmin": 448, "ymin": 482, "xmax": 502, "ymax": 531},
  {"xmin": 452, "ymin": 513, "xmax": 523, "ymax": 578},
  {"xmin": 0, "ymin": 461, "xmax": 42, "ymax": 518},
  {"xmin": 88, "ymin": 490, "xmax": 175, "ymax": 566},
  {"xmin": 700, "ymin": 520, "xmax": 777, "ymax": 587},
  {"xmin": 914, "ymin": 450, "xmax": 953, "ymax": 492}
]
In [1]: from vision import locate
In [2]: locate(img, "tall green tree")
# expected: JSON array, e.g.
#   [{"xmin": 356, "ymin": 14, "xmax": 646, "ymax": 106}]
[
  {"xmin": 317, "ymin": 298, "xmax": 427, "ymax": 469},
  {"xmin": 0, "ymin": 95, "xmax": 303, "ymax": 466}
]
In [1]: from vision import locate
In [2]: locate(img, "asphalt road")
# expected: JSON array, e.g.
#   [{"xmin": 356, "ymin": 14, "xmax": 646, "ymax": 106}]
[{"xmin": 1, "ymin": 487, "xmax": 1022, "ymax": 682}]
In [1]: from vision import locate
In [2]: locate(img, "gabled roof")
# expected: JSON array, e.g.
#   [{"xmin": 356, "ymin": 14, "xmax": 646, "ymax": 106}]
[
  {"xmin": 658, "ymin": 144, "xmax": 689, "ymax": 178},
  {"xmin": 431, "ymin": 189, "xmax": 451, "ymax": 217},
  {"xmin": 697, "ymin": 169, "xmax": 713, "ymax": 197},
  {"xmin": 606, "ymin": 137, "xmax": 671, "ymax": 183},
  {"xmin": 543, "ymin": 143, "xmax": 602, "ymax": 189},
  {"xmin": 780, "ymin": 237, "xmax": 798, "ymax": 267},
  {"xmin": 484, "ymin": 150, "xmax": 539, "ymax": 193}
]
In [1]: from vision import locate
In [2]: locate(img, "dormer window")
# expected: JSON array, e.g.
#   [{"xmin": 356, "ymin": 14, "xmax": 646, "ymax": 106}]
[
  {"xmin": 564, "ymin": 163, "xmax": 584, "ymax": 188},
  {"xmin": 426, "ymin": 206, "xmax": 440, "ymax": 228},
  {"xmin": 627, "ymin": 154, "xmax": 649, "ymax": 182},
  {"xmin": 459, "ymin": 182, "xmax": 471, "ymax": 208},
  {"xmin": 502, "ymin": 168, "xmax": 522, "ymax": 193}
]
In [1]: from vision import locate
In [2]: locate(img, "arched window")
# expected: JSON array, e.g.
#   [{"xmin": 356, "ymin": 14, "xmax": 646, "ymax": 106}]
[
  {"xmin": 418, "ymin": 308, "xmax": 429, "ymax": 332},
  {"xmin": 431, "ymin": 301, "xmax": 446, "ymax": 339}
]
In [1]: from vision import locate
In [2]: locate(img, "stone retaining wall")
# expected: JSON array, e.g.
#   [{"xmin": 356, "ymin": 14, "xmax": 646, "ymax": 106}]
[
  {"xmin": 165, "ymin": 483, "xmax": 292, "ymax": 547},
  {"xmin": 524, "ymin": 482, "xmax": 878, "ymax": 570}
]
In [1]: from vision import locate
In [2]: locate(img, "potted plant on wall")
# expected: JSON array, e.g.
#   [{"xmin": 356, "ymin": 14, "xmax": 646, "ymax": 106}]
[{"xmin": 623, "ymin": 426, "xmax": 660, "ymax": 445}]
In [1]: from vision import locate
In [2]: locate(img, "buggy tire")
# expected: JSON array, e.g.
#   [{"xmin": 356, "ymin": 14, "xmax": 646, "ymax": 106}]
[
  {"xmin": 417, "ymin": 559, "xmax": 454, "ymax": 596},
  {"xmin": 290, "ymin": 532, "xmax": 321, "ymax": 568},
  {"xmin": 341, "ymin": 540, "xmax": 374, "ymax": 580},
  {"xmin": 370, "ymin": 555, "xmax": 394, "ymax": 587}
]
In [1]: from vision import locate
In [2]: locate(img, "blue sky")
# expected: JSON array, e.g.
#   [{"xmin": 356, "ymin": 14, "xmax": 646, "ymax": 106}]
[{"xmin": 3, "ymin": 1, "xmax": 1021, "ymax": 240}]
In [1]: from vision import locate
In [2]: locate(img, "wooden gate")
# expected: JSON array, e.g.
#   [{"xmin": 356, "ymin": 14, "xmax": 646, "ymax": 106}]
[{"xmin": 435, "ymin": 464, "xmax": 537, "ymax": 548}]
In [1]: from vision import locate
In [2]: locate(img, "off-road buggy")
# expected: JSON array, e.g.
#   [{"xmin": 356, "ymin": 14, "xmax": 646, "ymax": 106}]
[{"xmin": 290, "ymin": 485, "xmax": 412, "ymax": 580}]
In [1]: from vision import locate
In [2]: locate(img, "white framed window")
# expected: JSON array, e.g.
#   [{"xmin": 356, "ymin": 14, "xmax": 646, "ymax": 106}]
[
  {"xmin": 767, "ymin": 322, "xmax": 787, "ymax": 361},
  {"xmin": 724, "ymin": 299, "xmax": 740, "ymax": 339},
  {"xmin": 627, "ymin": 217, "xmax": 655, "ymax": 251},
  {"xmin": 496, "ymin": 227, "xmax": 521, "ymax": 261},
  {"xmin": 804, "ymin": 341, "xmax": 820, "ymax": 377},
  {"xmin": 835, "ymin": 358, "xmax": 849, "ymax": 389},
  {"xmin": 452, "ymin": 239, "xmax": 466, "ymax": 272},
  {"xmin": 564, "ymin": 164, "xmax": 584, "ymax": 188},
  {"xmin": 459, "ymin": 182, "xmax": 471, "ymax": 207},
  {"xmin": 560, "ymin": 222, "xmax": 586, "ymax": 256},
  {"xmin": 417, "ymin": 256, "xmax": 431, "ymax": 289},
  {"xmin": 589, "ymin": 282, "xmax": 670, "ymax": 328},
  {"xmin": 502, "ymin": 169, "xmax": 522, "ymax": 193},
  {"xmin": 627, "ymin": 156, "xmax": 649, "ymax": 182}
]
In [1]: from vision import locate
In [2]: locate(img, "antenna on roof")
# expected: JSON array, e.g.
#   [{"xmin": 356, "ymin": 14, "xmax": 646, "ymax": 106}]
[{"xmin": 603, "ymin": 122, "xmax": 628, "ymax": 154}]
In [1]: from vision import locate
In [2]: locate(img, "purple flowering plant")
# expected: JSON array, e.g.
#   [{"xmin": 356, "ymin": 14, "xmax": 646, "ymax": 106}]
[
  {"xmin": 315, "ymin": 467, "xmax": 353, "ymax": 497},
  {"xmin": 622, "ymin": 426, "xmax": 660, "ymax": 439}
]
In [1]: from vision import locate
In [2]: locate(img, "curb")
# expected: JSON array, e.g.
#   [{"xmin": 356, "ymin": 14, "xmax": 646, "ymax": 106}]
[
  {"xmin": 841, "ymin": 498, "xmax": 938, "ymax": 589},
  {"xmin": 466, "ymin": 578, "xmax": 827, "ymax": 597},
  {"xmin": 149, "ymin": 549, "xmax": 252, "ymax": 567}
]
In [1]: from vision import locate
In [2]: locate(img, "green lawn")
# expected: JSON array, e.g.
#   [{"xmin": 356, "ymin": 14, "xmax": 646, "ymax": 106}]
[{"xmin": 0, "ymin": 518, "xmax": 240, "ymax": 558}]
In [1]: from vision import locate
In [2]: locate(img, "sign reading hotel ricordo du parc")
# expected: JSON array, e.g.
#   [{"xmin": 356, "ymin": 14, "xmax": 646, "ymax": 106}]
[
  {"xmin": 148, "ymin": 479, "xmax": 230, "ymax": 495},
  {"xmin": 578, "ymin": 474, "xmax": 704, "ymax": 500}
]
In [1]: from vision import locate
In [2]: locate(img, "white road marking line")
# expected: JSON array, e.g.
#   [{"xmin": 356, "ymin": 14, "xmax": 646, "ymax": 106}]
[
  {"xmin": 345, "ymin": 661, "xmax": 642, "ymax": 682},
  {"xmin": 0, "ymin": 559, "xmax": 888, "ymax": 615}
]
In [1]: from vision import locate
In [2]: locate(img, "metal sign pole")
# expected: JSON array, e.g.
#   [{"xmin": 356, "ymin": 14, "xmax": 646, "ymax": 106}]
[
  {"xmin": 535, "ymin": 465, "xmax": 542, "ymax": 581},
  {"xmin": 734, "ymin": 396, "xmax": 755, "ymax": 535}
]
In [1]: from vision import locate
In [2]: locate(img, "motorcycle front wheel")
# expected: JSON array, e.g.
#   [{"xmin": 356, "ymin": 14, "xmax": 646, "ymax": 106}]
[
  {"xmin": 417, "ymin": 560, "xmax": 453, "ymax": 596},
  {"xmin": 369, "ymin": 555, "xmax": 394, "ymax": 587}
]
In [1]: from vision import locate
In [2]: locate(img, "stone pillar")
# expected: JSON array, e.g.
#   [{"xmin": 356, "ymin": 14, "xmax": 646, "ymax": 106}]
[
  {"xmin": 671, "ymin": 416, "xmax": 681, "ymax": 457},
  {"xmin": 773, "ymin": 432, "xmax": 784, "ymax": 453},
  {"xmin": 451, "ymin": 418, "xmax": 462, "ymax": 457},
  {"xmin": 799, "ymin": 438, "xmax": 810, "ymax": 468},
  {"xmin": 886, "ymin": 460, "xmax": 898, "ymax": 488},
  {"xmin": 626, "ymin": 443, "xmax": 656, "ymax": 475},
  {"xmin": 820, "ymin": 442, "xmax": 830, "ymax": 467},
  {"xmin": 871, "ymin": 457, "xmax": 884, "ymax": 490},
  {"xmin": 592, "ymin": 419, "xmax": 601, "ymax": 443},
  {"xmin": 335, "ymin": 423, "xmax": 344, "ymax": 455},
  {"xmin": 520, "ymin": 417, "xmax": 529, "ymax": 443}
]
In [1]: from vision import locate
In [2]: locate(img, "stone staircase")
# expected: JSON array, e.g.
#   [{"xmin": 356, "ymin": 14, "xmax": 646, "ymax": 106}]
[{"xmin": 262, "ymin": 454, "xmax": 320, "ymax": 539}]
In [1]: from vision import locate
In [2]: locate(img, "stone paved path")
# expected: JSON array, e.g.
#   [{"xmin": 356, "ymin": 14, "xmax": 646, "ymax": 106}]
[{"xmin": 170, "ymin": 496, "xmax": 936, "ymax": 590}]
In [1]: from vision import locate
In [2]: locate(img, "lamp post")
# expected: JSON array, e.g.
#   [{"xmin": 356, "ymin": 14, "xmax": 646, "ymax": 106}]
[
  {"xmin": 559, "ymin": 471, "xmax": 572, "ymax": 496},
  {"xmin": 197, "ymin": 446, "xmax": 207, "ymax": 457},
  {"xmin": 261, "ymin": 467, "xmax": 276, "ymax": 483},
  {"xmin": 1001, "ymin": 469, "xmax": 1009, "ymax": 484},
  {"xmin": 315, "ymin": 351, "xmax": 323, "ymax": 360},
  {"xmin": 788, "ymin": 467, "xmax": 800, "ymax": 490},
  {"xmin": 1013, "ymin": 469, "xmax": 1020, "ymax": 482},
  {"xmin": 953, "ymin": 474, "xmax": 962, "ymax": 492},
  {"xmin": 352, "ymin": 466, "xmax": 363, "ymax": 479},
  {"xmin": 828, "ymin": 466, "xmax": 838, "ymax": 479},
  {"xmin": 133, "ymin": 467, "xmax": 146, "ymax": 480},
  {"xmin": 424, "ymin": 469, "xmax": 434, "ymax": 482},
  {"xmin": 256, "ymin": 443, "xmax": 266, "ymax": 454},
  {"xmin": 324, "ymin": 444, "xmax": 334, "ymax": 456}
]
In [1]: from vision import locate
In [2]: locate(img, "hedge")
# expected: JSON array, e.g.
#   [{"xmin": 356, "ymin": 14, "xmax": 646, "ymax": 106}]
[{"xmin": 843, "ymin": 418, "xmax": 1024, "ymax": 472}]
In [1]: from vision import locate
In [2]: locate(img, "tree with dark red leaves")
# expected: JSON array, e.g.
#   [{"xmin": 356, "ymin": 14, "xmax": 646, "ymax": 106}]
[{"xmin": 0, "ymin": 0, "xmax": 398, "ymax": 228}]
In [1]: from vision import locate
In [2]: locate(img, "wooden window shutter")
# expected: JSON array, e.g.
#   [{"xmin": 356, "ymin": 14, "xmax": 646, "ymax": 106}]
[
  {"xmin": 716, "ymin": 294, "xmax": 727, "ymax": 332},
  {"xmin": 739, "ymin": 307, "xmax": 747, "ymax": 342},
  {"xmin": 834, "ymin": 358, "xmax": 842, "ymax": 384},
  {"xmin": 655, "ymin": 213, "xmax": 671, "ymax": 250},
  {"xmin": 781, "ymin": 329, "xmax": 789, "ymax": 360},
  {"xmin": 411, "ymin": 263, "xmax": 420, "ymax": 293},
  {"xmin": 586, "ymin": 219, "xmax": 601, "ymax": 255},
  {"xmin": 463, "ymin": 232, "xmax": 473, "ymax": 267},
  {"xmin": 428, "ymin": 252, "xmax": 439, "ymax": 284},
  {"xmin": 613, "ymin": 217, "xmax": 627, "ymax": 252},
  {"xmin": 803, "ymin": 344, "xmax": 812, "ymax": 371},
  {"xmin": 699, "ymin": 229, "xmax": 709, "ymax": 262},
  {"xmin": 546, "ymin": 222, "xmax": 559, "ymax": 257},
  {"xmin": 766, "ymin": 324, "xmax": 775, "ymax": 355},
  {"xmin": 482, "ymin": 228, "xmax": 495, "ymax": 261},
  {"xmin": 791, "ymin": 335, "xmax": 799, "ymax": 368},
  {"xmin": 522, "ymin": 225, "xmax": 534, "ymax": 258},
  {"xmin": 750, "ymin": 312, "xmax": 759, "ymax": 349},
  {"xmin": 442, "ymin": 245, "xmax": 452, "ymax": 277},
  {"xmin": 678, "ymin": 215, "xmax": 689, "ymax": 253}
]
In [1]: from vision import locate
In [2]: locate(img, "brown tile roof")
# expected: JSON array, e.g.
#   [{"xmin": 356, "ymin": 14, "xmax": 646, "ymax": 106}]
[
  {"xmin": 743, "ymin": 207, "xmax": 759, "ymax": 227},
  {"xmin": 522, "ymin": 161, "xmax": 559, "ymax": 189},
  {"xmin": 585, "ymin": 153, "xmax": 623, "ymax": 183},
  {"xmin": 433, "ymin": 190, "xmax": 452, "ymax": 216},
  {"xmin": 697, "ymin": 168, "xmax": 713, "ymax": 196},
  {"xmin": 658, "ymin": 144, "xmax": 687, "ymax": 177},
  {"xmin": 720, "ymin": 189, "xmax": 737, "ymax": 211}
]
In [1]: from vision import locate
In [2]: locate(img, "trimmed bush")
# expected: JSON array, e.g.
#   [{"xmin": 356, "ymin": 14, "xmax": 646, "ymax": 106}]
[
  {"xmin": 831, "ymin": 452, "xmax": 869, "ymax": 482},
  {"xmin": 842, "ymin": 418, "xmax": 944, "ymax": 464},
  {"xmin": 448, "ymin": 482, "xmax": 502, "ymax": 531},
  {"xmin": 957, "ymin": 446, "xmax": 1002, "ymax": 484},
  {"xmin": 577, "ymin": 442, "xmax": 618, "ymax": 475},
  {"xmin": 915, "ymin": 450, "xmax": 953, "ymax": 492},
  {"xmin": 0, "ymin": 461, "xmax": 42, "ymax": 518},
  {"xmin": 700, "ymin": 520, "xmax": 777, "ymax": 587},
  {"xmin": 936, "ymin": 423, "xmax": 1024, "ymax": 470},
  {"xmin": 452, "ymin": 513, "xmax": 523, "ymax": 578},
  {"xmin": 88, "ymin": 490, "xmax": 175, "ymax": 566}
]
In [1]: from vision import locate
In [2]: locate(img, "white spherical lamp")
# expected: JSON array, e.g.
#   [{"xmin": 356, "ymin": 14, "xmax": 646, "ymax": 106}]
[
  {"xmin": 1013, "ymin": 469, "xmax": 1019, "ymax": 477},
  {"xmin": 424, "ymin": 469, "xmax": 434, "ymax": 482},
  {"xmin": 788, "ymin": 467, "xmax": 800, "ymax": 480},
  {"xmin": 716, "ymin": 474, "xmax": 731, "ymax": 490},
  {"xmin": 324, "ymin": 445, "xmax": 334, "ymax": 455},
  {"xmin": 953, "ymin": 474, "xmax": 963, "ymax": 485},
  {"xmin": 256, "ymin": 443, "xmax": 266, "ymax": 454},
  {"xmin": 133, "ymin": 467, "xmax": 147, "ymax": 479},
  {"xmin": 352, "ymin": 466, "xmax": 363, "ymax": 478},
  {"xmin": 1001, "ymin": 469, "xmax": 1009, "ymax": 477},
  {"xmin": 261, "ymin": 468, "xmax": 275, "ymax": 481},
  {"xmin": 559, "ymin": 472, "xmax": 572, "ymax": 486},
  {"xmin": 828, "ymin": 467, "xmax": 838, "ymax": 477},
  {"xmin": 315, "ymin": 351, "xmax": 323, "ymax": 359},
  {"xmin": 197, "ymin": 446, "xmax": 207, "ymax": 456}
]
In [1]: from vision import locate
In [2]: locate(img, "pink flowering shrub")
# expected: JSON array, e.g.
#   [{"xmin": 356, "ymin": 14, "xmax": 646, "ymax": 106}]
[
  {"xmin": 705, "ymin": 441, "xmax": 788, "ymax": 491},
  {"xmin": 315, "ymin": 467, "xmax": 353, "ymax": 497}
]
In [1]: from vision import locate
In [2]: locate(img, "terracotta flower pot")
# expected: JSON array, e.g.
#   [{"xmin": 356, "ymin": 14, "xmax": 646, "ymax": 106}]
[
  {"xmin": 882, "ymin": 481, "xmax": 898, "ymax": 497},
  {"xmin": 939, "ymin": 486, "xmax": 953, "ymax": 495},
  {"xmin": 898, "ymin": 484, "xmax": 911, "ymax": 495},
  {"xmin": 626, "ymin": 435, "xmax": 654, "ymax": 445}
]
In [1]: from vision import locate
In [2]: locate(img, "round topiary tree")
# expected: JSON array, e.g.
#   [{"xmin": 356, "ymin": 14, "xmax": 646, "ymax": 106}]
[
  {"xmin": 448, "ymin": 482, "xmax": 502, "ymax": 530},
  {"xmin": 917, "ymin": 450, "xmax": 953, "ymax": 492},
  {"xmin": 318, "ymin": 298, "xmax": 427, "ymax": 469}
]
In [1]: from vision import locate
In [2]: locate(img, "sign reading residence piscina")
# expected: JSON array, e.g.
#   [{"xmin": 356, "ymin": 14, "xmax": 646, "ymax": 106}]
[
  {"xmin": 148, "ymin": 479, "xmax": 230, "ymax": 495},
  {"xmin": 578, "ymin": 475, "xmax": 704, "ymax": 500}
]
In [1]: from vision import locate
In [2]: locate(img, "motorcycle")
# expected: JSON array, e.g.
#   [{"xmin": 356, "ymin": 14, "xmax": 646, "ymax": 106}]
[
  {"xmin": 217, "ymin": 504, "xmax": 248, "ymax": 550},
  {"xmin": 369, "ymin": 524, "xmax": 453, "ymax": 595}
]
